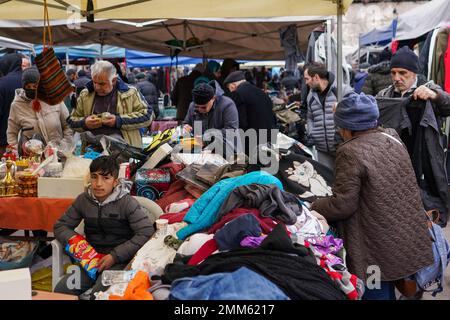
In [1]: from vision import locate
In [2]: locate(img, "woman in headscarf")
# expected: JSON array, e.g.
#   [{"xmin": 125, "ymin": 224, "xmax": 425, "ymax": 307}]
[{"xmin": 7, "ymin": 67, "xmax": 73, "ymax": 154}]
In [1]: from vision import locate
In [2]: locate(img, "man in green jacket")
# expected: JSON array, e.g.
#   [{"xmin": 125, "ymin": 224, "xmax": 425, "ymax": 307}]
[{"xmin": 68, "ymin": 60, "xmax": 153, "ymax": 148}]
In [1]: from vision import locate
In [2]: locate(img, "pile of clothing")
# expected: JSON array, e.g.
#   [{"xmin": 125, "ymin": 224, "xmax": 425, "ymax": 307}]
[{"xmin": 96, "ymin": 164, "xmax": 363, "ymax": 300}]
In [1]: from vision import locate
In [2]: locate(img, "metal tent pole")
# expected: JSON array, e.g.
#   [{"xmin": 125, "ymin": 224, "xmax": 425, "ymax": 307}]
[
  {"xmin": 336, "ymin": 0, "xmax": 344, "ymax": 101},
  {"xmin": 65, "ymin": 50, "xmax": 69, "ymax": 71},
  {"xmin": 326, "ymin": 19, "xmax": 332, "ymax": 72}
]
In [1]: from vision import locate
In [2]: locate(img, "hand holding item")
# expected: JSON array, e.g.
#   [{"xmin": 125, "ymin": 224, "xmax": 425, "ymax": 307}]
[
  {"xmin": 97, "ymin": 254, "xmax": 116, "ymax": 272},
  {"xmin": 102, "ymin": 113, "xmax": 117, "ymax": 127},
  {"xmin": 183, "ymin": 124, "xmax": 193, "ymax": 134},
  {"xmin": 413, "ymin": 85, "xmax": 438, "ymax": 101},
  {"xmin": 85, "ymin": 115, "xmax": 103, "ymax": 129}
]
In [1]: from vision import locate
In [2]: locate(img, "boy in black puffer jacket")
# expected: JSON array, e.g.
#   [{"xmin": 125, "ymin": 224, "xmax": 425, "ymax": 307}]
[{"xmin": 54, "ymin": 155, "xmax": 154, "ymax": 298}]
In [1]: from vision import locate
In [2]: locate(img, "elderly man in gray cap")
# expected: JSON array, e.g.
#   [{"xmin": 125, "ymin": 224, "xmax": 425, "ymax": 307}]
[{"xmin": 183, "ymin": 81, "xmax": 241, "ymax": 157}]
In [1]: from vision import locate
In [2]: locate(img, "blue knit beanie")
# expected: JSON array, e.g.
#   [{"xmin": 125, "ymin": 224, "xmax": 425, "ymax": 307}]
[{"xmin": 334, "ymin": 92, "xmax": 379, "ymax": 131}]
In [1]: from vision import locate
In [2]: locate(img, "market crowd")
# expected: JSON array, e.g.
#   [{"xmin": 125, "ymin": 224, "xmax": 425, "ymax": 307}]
[{"xmin": 0, "ymin": 44, "xmax": 450, "ymax": 300}]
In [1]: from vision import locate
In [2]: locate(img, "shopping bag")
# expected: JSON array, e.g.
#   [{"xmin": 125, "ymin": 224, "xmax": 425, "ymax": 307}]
[{"xmin": 34, "ymin": 0, "xmax": 73, "ymax": 105}]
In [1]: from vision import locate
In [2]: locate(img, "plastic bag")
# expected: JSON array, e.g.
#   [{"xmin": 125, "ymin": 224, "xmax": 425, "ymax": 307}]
[
  {"xmin": 65, "ymin": 235, "xmax": 105, "ymax": 280},
  {"xmin": 0, "ymin": 240, "xmax": 38, "ymax": 270},
  {"xmin": 62, "ymin": 156, "xmax": 92, "ymax": 181}
]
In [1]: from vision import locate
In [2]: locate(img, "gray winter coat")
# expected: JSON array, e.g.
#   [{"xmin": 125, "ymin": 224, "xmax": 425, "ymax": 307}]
[
  {"xmin": 306, "ymin": 72, "xmax": 353, "ymax": 153},
  {"xmin": 54, "ymin": 180, "xmax": 155, "ymax": 264}
]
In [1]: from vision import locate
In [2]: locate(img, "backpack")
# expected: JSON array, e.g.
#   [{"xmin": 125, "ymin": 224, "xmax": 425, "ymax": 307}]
[{"xmin": 414, "ymin": 212, "xmax": 450, "ymax": 296}]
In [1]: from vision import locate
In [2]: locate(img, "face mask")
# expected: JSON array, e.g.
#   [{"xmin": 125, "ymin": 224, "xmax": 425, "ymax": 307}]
[{"xmin": 24, "ymin": 88, "xmax": 36, "ymax": 100}]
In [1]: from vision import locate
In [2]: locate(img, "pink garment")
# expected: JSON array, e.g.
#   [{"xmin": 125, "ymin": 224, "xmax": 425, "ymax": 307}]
[
  {"xmin": 151, "ymin": 120, "xmax": 179, "ymax": 132},
  {"xmin": 444, "ymin": 34, "xmax": 450, "ymax": 93}
]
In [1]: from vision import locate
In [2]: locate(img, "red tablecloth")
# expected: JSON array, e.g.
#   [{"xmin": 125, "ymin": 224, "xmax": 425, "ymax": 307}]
[{"xmin": 0, "ymin": 197, "xmax": 73, "ymax": 232}]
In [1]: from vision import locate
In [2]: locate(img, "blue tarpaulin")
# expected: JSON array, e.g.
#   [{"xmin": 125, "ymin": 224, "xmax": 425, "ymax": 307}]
[
  {"xmin": 359, "ymin": 19, "xmax": 397, "ymax": 47},
  {"xmin": 34, "ymin": 44, "xmax": 125, "ymax": 59},
  {"xmin": 125, "ymin": 49, "xmax": 205, "ymax": 67}
]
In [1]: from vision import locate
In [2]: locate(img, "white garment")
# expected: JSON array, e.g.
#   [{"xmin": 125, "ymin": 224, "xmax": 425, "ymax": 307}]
[
  {"xmin": 287, "ymin": 204, "xmax": 325, "ymax": 243},
  {"xmin": 177, "ymin": 233, "xmax": 214, "ymax": 256},
  {"xmin": 428, "ymin": 28, "xmax": 441, "ymax": 81},
  {"xmin": 131, "ymin": 222, "xmax": 186, "ymax": 275}
]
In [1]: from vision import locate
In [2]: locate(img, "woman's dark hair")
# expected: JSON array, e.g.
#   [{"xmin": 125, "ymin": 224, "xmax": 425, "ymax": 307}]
[
  {"xmin": 303, "ymin": 62, "xmax": 328, "ymax": 79},
  {"xmin": 89, "ymin": 155, "xmax": 120, "ymax": 178}
]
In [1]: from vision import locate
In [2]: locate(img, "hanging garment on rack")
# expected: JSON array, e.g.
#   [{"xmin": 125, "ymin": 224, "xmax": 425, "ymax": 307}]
[
  {"xmin": 430, "ymin": 28, "xmax": 450, "ymax": 87},
  {"xmin": 444, "ymin": 34, "xmax": 450, "ymax": 93},
  {"xmin": 427, "ymin": 28, "xmax": 441, "ymax": 81},
  {"xmin": 419, "ymin": 30, "xmax": 434, "ymax": 78}
]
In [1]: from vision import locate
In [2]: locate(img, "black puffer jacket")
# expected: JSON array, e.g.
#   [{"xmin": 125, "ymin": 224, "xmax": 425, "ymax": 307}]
[
  {"xmin": 361, "ymin": 61, "xmax": 392, "ymax": 96},
  {"xmin": 136, "ymin": 79, "xmax": 159, "ymax": 118},
  {"xmin": 54, "ymin": 180, "xmax": 155, "ymax": 263}
]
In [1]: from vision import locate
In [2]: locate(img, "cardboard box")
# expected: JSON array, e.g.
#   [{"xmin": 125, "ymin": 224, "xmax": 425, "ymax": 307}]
[
  {"xmin": 38, "ymin": 177, "xmax": 85, "ymax": 199},
  {"xmin": 0, "ymin": 268, "xmax": 31, "ymax": 300},
  {"xmin": 32, "ymin": 290, "xmax": 78, "ymax": 300}
]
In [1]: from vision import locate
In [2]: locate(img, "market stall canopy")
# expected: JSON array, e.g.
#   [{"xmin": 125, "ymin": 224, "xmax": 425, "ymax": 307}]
[
  {"xmin": 359, "ymin": 19, "xmax": 397, "ymax": 47},
  {"xmin": 0, "ymin": 0, "xmax": 353, "ymax": 20},
  {"xmin": 395, "ymin": 0, "xmax": 450, "ymax": 41},
  {"xmin": 0, "ymin": 17, "xmax": 332, "ymax": 60},
  {"xmin": 0, "ymin": 36, "xmax": 34, "ymax": 51}
]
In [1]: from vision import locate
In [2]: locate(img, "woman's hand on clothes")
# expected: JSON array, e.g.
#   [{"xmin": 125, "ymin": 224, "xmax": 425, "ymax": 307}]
[
  {"xmin": 97, "ymin": 254, "xmax": 116, "ymax": 272},
  {"xmin": 85, "ymin": 115, "xmax": 103, "ymax": 129},
  {"xmin": 102, "ymin": 115, "xmax": 117, "ymax": 127},
  {"xmin": 413, "ymin": 85, "xmax": 438, "ymax": 101}
]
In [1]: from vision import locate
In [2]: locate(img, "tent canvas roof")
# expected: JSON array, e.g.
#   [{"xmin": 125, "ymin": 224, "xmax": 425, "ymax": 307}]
[
  {"xmin": 0, "ymin": 0, "xmax": 352, "ymax": 20},
  {"xmin": 0, "ymin": 36, "xmax": 34, "ymax": 51},
  {"xmin": 395, "ymin": 0, "xmax": 450, "ymax": 41},
  {"xmin": 0, "ymin": 17, "xmax": 329, "ymax": 60},
  {"xmin": 359, "ymin": 19, "xmax": 396, "ymax": 47}
]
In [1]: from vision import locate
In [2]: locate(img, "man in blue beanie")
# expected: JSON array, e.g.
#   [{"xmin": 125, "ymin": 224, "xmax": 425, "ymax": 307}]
[
  {"xmin": 312, "ymin": 92, "xmax": 434, "ymax": 301},
  {"xmin": 377, "ymin": 46, "xmax": 450, "ymax": 106}
]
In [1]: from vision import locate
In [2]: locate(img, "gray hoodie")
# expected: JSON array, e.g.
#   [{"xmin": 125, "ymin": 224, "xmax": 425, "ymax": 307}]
[{"xmin": 54, "ymin": 179, "xmax": 155, "ymax": 264}]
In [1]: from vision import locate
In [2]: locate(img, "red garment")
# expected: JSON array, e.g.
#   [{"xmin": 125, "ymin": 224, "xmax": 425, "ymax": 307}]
[
  {"xmin": 158, "ymin": 162, "xmax": 185, "ymax": 182},
  {"xmin": 444, "ymin": 35, "xmax": 450, "ymax": 93},
  {"xmin": 156, "ymin": 180, "xmax": 193, "ymax": 210},
  {"xmin": 207, "ymin": 208, "xmax": 281, "ymax": 235},
  {"xmin": 159, "ymin": 210, "xmax": 188, "ymax": 224},
  {"xmin": 188, "ymin": 239, "xmax": 218, "ymax": 265},
  {"xmin": 391, "ymin": 40, "xmax": 399, "ymax": 54}
]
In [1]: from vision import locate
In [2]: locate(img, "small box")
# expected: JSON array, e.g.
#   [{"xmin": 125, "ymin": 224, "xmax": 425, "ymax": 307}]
[
  {"xmin": 135, "ymin": 168, "xmax": 171, "ymax": 201},
  {"xmin": 0, "ymin": 268, "xmax": 32, "ymax": 300},
  {"xmin": 141, "ymin": 143, "xmax": 173, "ymax": 170},
  {"xmin": 38, "ymin": 177, "xmax": 85, "ymax": 199}
]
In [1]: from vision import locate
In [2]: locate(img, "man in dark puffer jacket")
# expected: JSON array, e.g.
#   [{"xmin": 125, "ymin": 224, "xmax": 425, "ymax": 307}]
[
  {"xmin": 135, "ymin": 72, "xmax": 160, "ymax": 119},
  {"xmin": 361, "ymin": 61, "xmax": 392, "ymax": 96},
  {"xmin": 54, "ymin": 156, "xmax": 154, "ymax": 298}
]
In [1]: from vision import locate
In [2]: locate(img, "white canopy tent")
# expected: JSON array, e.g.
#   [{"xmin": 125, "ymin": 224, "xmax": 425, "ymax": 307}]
[
  {"xmin": 0, "ymin": 17, "xmax": 329, "ymax": 61},
  {"xmin": 0, "ymin": 0, "xmax": 352, "ymax": 99},
  {"xmin": 0, "ymin": 0, "xmax": 353, "ymax": 20},
  {"xmin": 395, "ymin": 0, "xmax": 450, "ymax": 41},
  {"xmin": 0, "ymin": 36, "xmax": 34, "ymax": 52}
]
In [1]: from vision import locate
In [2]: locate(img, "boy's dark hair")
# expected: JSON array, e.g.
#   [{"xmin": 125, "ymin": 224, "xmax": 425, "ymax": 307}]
[
  {"xmin": 89, "ymin": 156, "xmax": 120, "ymax": 178},
  {"xmin": 304, "ymin": 62, "xmax": 328, "ymax": 79}
]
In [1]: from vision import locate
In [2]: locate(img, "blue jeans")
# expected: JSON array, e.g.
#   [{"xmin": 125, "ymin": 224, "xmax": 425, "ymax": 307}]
[{"xmin": 363, "ymin": 281, "xmax": 396, "ymax": 300}]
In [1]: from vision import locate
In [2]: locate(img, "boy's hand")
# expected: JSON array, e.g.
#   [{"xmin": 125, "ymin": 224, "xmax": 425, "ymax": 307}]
[{"xmin": 97, "ymin": 254, "xmax": 115, "ymax": 272}]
